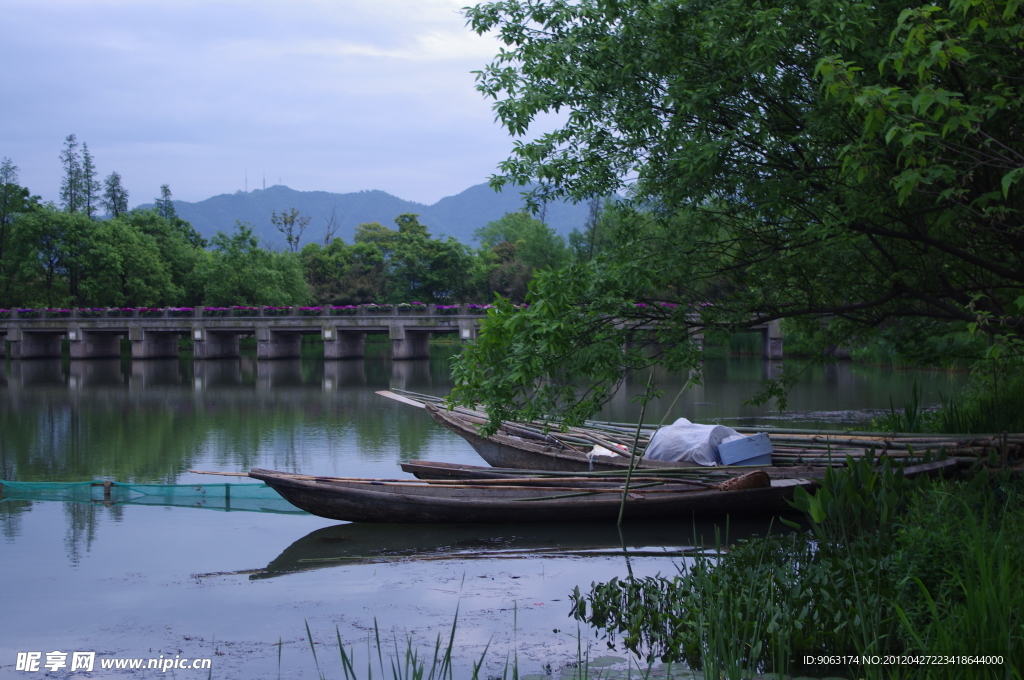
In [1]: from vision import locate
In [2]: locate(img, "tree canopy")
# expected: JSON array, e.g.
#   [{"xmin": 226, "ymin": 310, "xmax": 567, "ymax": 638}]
[{"xmin": 452, "ymin": 0, "xmax": 1024, "ymax": 427}]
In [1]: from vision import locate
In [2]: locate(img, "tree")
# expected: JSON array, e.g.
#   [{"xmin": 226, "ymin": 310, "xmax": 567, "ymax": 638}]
[
  {"xmin": 154, "ymin": 184, "xmax": 176, "ymax": 221},
  {"xmin": 125, "ymin": 210, "xmax": 207, "ymax": 304},
  {"xmin": 80, "ymin": 143, "xmax": 101, "ymax": 218},
  {"xmin": 474, "ymin": 212, "xmax": 569, "ymax": 271},
  {"xmin": 59, "ymin": 134, "xmax": 83, "ymax": 214},
  {"xmin": 386, "ymin": 214, "xmax": 474, "ymax": 302},
  {"xmin": 101, "ymin": 171, "xmax": 129, "ymax": 218},
  {"xmin": 454, "ymin": 0, "xmax": 1024, "ymax": 427},
  {"xmin": 270, "ymin": 207, "xmax": 311, "ymax": 253},
  {"xmin": 0, "ymin": 158, "xmax": 39, "ymax": 298},
  {"xmin": 77, "ymin": 217, "xmax": 181, "ymax": 307},
  {"xmin": 568, "ymin": 199, "xmax": 613, "ymax": 262},
  {"xmin": 7, "ymin": 206, "xmax": 93, "ymax": 307},
  {"xmin": 201, "ymin": 222, "xmax": 310, "ymax": 306}
]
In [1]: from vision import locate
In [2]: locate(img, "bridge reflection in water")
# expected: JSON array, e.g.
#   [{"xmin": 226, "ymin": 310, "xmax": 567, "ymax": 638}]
[{"xmin": 0, "ymin": 355, "xmax": 455, "ymax": 395}]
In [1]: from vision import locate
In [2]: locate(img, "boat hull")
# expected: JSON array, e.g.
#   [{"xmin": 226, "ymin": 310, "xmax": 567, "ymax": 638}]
[
  {"xmin": 249, "ymin": 468, "xmax": 811, "ymax": 524},
  {"xmin": 425, "ymin": 404, "xmax": 691, "ymax": 472}
]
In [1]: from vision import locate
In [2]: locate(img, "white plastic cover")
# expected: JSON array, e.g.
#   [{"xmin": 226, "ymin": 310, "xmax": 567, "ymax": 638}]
[{"xmin": 643, "ymin": 418, "xmax": 744, "ymax": 466}]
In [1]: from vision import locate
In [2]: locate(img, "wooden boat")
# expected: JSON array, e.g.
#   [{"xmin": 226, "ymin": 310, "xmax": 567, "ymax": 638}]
[
  {"xmin": 248, "ymin": 467, "xmax": 816, "ymax": 524},
  {"xmin": 380, "ymin": 390, "xmax": 1017, "ymax": 468},
  {"xmin": 399, "ymin": 459, "xmax": 826, "ymax": 482},
  {"xmin": 422, "ymin": 402, "xmax": 690, "ymax": 472}
]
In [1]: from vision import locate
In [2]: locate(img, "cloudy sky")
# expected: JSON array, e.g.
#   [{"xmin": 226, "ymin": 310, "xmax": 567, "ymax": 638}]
[{"xmin": 1, "ymin": 0, "xmax": 550, "ymax": 206}]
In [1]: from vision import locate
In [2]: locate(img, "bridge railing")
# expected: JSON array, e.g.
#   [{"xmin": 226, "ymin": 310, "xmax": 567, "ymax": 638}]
[{"xmin": 0, "ymin": 303, "xmax": 496, "ymax": 321}]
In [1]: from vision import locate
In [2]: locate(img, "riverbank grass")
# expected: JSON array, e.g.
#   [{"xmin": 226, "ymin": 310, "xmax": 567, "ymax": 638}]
[{"xmin": 573, "ymin": 458, "xmax": 1024, "ymax": 679}]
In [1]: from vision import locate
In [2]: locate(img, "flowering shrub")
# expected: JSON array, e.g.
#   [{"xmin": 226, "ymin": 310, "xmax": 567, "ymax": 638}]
[
  {"xmin": 298, "ymin": 306, "xmax": 322, "ymax": 316},
  {"xmin": 17, "ymin": 308, "xmax": 41, "ymax": 318},
  {"xmin": 329, "ymin": 305, "xmax": 357, "ymax": 316},
  {"xmin": 203, "ymin": 307, "xmax": 229, "ymax": 317},
  {"xmin": 366, "ymin": 304, "xmax": 393, "ymax": 313},
  {"xmin": 45, "ymin": 308, "xmax": 73, "ymax": 318},
  {"xmin": 0, "ymin": 308, "xmax": 10, "ymax": 319},
  {"xmin": 232, "ymin": 305, "xmax": 259, "ymax": 317},
  {"xmin": 466, "ymin": 304, "xmax": 493, "ymax": 315},
  {"xmin": 262, "ymin": 306, "xmax": 289, "ymax": 316},
  {"xmin": 107, "ymin": 307, "xmax": 136, "ymax": 317},
  {"xmin": 435, "ymin": 304, "xmax": 460, "ymax": 315},
  {"xmin": 397, "ymin": 301, "xmax": 427, "ymax": 312},
  {"xmin": 168, "ymin": 307, "xmax": 194, "ymax": 317},
  {"xmin": 138, "ymin": 307, "xmax": 163, "ymax": 317},
  {"xmin": 78, "ymin": 307, "xmax": 104, "ymax": 317}
]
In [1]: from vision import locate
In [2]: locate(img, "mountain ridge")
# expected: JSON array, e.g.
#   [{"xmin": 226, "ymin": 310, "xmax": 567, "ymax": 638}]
[{"xmin": 144, "ymin": 183, "xmax": 594, "ymax": 248}]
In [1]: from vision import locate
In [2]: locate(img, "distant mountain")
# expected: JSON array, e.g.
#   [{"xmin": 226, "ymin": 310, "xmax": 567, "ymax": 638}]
[{"xmin": 142, "ymin": 183, "xmax": 596, "ymax": 248}]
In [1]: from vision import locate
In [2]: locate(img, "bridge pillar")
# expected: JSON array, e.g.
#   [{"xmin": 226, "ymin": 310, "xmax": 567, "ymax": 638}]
[
  {"xmin": 192, "ymin": 328, "xmax": 240, "ymax": 359},
  {"xmin": 324, "ymin": 328, "xmax": 365, "ymax": 359},
  {"xmin": 762, "ymin": 320, "xmax": 784, "ymax": 359},
  {"xmin": 69, "ymin": 329, "xmax": 123, "ymax": 359},
  {"xmin": 6, "ymin": 329, "xmax": 64, "ymax": 359},
  {"xmin": 255, "ymin": 327, "xmax": 302, "ymax": 359},
  {"xmin": 390, "ymin": 325, "xmax": 430, "ymax": 360},
  {"xmin": 128, "ymin": 327, "xmax": 180, "ymax": 359}
]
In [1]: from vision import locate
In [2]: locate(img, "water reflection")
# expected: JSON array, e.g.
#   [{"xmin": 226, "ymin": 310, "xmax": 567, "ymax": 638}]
[
  {"xmin": 323, "ymin": 360, "xmax": 366, "ymax": 388},
  {"xmin": 70, "ymin": 359, "xmax": 129, "ymax": 387},
  {"xmin": 129, "ymin": 359, "xmax": 185, "ymax": 387},
  {"xmin": 248, "ymin": 515, "xmax": 797, "ymax": 579},
  {"xmin": 2, "ymin": 351, "xmax": 967, "ymax": 564}
]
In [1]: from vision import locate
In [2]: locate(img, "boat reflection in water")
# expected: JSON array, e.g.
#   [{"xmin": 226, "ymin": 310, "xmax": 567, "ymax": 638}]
[{"xmin": 248, "ymin": 515, "xmax": 802, "ymax": 580}]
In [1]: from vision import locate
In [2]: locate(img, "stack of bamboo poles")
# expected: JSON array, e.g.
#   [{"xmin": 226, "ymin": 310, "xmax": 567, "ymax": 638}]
[{"xmin": 389, "ymin": 389, "xmax": 1023, "ymax": 467}]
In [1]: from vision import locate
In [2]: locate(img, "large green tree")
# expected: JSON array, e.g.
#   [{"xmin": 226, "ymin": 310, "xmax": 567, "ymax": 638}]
[
  {"xmin": 475, "ymin": 211, "xmax": 569, "ymax": 271},
  {"xmin": 0, "ymin": 159, "xmax": 40, "ymax": 300},
  {"xmin": 453, "ymin": 0, "xmax": 1024, "ymax": 427},
  {"xmin": 201, "ymin": 222, "xmax": 310, "ymax": 306}
]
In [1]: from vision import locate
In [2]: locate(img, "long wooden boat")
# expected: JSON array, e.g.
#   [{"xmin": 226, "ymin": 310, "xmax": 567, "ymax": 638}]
[
  {"xmin": 399, "ymin": 459, "xmax": 826, "ymax": 481},
  {"xmin": 248, "ymin": 467, "xmax": 816, "ymax": 524},
  {"xmin": 380, "ymin": 390, "xmax": 1020, "ymax": 468},
  {"xmin": 422, "ymin": 402, "xmax": 690, "ymax": 472}
]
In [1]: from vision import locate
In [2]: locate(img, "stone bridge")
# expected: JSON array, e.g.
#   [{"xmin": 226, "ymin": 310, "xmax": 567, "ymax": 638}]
[
  {"xmin": 0, "ymin": 306, "xmax": 483, "ymax": 360},
  {"xmin": 0, "ymin": 306, "xmax": 783, "ymax": 360}
]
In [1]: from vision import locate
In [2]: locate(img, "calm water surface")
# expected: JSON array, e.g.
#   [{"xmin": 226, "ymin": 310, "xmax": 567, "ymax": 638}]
[{"xmin": 0, "ymin": 348, "xmax": 966, "ymax": 678}]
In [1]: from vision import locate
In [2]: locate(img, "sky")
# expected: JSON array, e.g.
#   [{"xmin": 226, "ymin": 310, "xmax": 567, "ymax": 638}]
[{"xmin": 1, "ymin": 0, "xmax": 553, "ymax": 207}]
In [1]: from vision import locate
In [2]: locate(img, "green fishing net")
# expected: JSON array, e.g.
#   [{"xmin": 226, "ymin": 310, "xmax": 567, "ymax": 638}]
[{"xmin": 0, "ymin": 479, "xmax": 305, "ymax": 515}]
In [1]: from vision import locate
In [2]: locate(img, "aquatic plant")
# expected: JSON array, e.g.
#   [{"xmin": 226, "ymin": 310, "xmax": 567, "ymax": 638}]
[{"xmin": 572, "ymin": 468, "xmax": 1024, "ymax": 679}]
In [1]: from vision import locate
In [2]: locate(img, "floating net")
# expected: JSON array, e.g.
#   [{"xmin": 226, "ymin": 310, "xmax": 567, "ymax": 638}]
[{"xmin": 0, "ymin": 479, "xmax": 306, "ymax": 515}]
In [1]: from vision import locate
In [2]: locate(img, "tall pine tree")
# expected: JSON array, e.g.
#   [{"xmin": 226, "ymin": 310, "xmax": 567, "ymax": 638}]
[
  {"xmin": 80, "ymin": 143, "xmax": 101, "ymax": 218},
  {"xmin": 102, "ymin": 171, "xmax": 129, "ymax": 218},
  {"xmin": 59, "ymin": 134, "xmax": 82, "ymax": 213},
  {"xmin": 155, "ymin": 184, "xmax": 176, "ymax": 220}
]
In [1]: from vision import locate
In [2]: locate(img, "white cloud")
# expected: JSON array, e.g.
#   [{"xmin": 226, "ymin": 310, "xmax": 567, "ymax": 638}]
[{"xmin": 0, "ymin": 0, "xmax": 550, "ymax": 206}]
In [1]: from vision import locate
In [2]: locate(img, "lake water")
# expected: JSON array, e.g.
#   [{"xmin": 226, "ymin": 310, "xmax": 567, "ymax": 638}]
[{"xmin": 0, "ymin": 348, "xmax": 966, "ymax": 678}]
